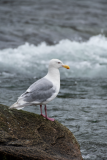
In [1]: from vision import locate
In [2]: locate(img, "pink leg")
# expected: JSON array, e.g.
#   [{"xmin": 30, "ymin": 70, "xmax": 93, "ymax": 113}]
[
  {"xmin": 44, "ymin": 105, "xmax": 54, "ymax": 121},
  {"xmin": 40, "ymin": 105, "xmax": 45, "ymax": 118}
]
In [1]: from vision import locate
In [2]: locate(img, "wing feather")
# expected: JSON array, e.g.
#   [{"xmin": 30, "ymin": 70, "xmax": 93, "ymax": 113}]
[{"xmin": 18, "ymin": 78, "xmax": 56, "ymax": 103}]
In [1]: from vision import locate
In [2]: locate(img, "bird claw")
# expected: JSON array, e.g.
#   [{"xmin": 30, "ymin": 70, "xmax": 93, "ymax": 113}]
[
  {"xmin": 41, "ymin": 114, "xmax": 45, "ymax": 118},
  {"xmin": 46, "ymin": 117, "xmax": 55, "ymax": 121},
  {"xmin": 41, "ymin": 114, "xmax": 54, "ymax": 121}
]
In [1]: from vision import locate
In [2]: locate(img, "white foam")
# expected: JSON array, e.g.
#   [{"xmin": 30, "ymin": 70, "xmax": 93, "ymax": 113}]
[{"xmin": 0, "ymin": 34, "xmax": 107, "ymax": 78}]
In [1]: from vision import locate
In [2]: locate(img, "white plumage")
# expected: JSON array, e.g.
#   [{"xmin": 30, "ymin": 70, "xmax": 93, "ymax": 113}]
[{"xmin": 10, "ymin": 59, "xmax": 70, "ymax": 121}]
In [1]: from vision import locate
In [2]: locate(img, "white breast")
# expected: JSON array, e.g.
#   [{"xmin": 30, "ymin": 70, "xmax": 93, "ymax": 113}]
[{"xmin": 44, "ymin": 67, "xmax": 60, "ymax": 103}]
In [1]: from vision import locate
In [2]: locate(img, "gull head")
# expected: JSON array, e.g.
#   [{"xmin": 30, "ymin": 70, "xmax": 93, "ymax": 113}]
[{"xmin": 49, "ymin": 59, "xmax": 70, "ymax": 69}]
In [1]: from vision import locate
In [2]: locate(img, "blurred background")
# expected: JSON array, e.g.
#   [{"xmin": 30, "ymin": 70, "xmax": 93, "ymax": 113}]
[{"xmin": 0, "ymin": 0, "xmax": 107, "ymax": 159}]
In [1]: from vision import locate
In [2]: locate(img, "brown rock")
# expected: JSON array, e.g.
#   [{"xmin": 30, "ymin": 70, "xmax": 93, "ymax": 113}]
[{"xmin": 0, "ymin": 104, "xmax": 83, "ymax": 160}]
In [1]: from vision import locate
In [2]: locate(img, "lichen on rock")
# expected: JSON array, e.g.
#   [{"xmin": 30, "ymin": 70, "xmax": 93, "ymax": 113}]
[{"xmin": 0, "ymin": 104, "xmax": 83, "ymax": 160}]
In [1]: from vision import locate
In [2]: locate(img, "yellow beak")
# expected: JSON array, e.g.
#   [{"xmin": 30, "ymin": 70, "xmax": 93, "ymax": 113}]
[{"xmin": 62, "ymin": 64, "xmax": 70, "ymax": 69}]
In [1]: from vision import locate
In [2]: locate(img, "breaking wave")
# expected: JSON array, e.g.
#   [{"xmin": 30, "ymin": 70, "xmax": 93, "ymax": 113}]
[{"xmin": 0, "ymin": 34, "xmax": 107, "ymax": 78}]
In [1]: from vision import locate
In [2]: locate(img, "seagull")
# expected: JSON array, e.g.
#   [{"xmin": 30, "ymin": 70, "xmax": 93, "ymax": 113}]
[{"xmin": 10, "ymin": 59, "xmax": 70, "ymax": 121}]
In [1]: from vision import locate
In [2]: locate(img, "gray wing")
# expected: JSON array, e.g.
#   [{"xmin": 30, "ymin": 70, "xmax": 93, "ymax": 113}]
[{"xmin": 19, "ymin": 78, "xmax": 56, "ymax": 103}]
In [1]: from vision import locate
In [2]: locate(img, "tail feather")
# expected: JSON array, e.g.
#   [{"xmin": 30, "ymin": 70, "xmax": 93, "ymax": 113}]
[
  {"xmin": 10, "ymin": 102, "xmax": 24, "ymax": 110},
  {"xmin": 10, "ymin": 95, "xmax": 31, "ymax": 110}
]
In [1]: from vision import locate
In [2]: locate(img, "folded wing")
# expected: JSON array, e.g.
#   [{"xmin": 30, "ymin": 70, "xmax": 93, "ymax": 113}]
[{"xmin": 18, "ymin": 78, "xmax": 56, "ymax": 103}]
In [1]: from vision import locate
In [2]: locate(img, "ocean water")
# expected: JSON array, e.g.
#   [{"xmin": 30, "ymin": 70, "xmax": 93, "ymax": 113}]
[
  {"xmin": 0, "ymin": 34, "xmax": 107, "ymax": 78},
  {"xmin": 0, "ymin": 0, "xmax": 107, "ymax": 159}
]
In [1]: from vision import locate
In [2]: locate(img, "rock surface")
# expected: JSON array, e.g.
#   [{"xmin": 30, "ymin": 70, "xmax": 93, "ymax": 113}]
[{"xmin": 0, "ymin": 104, "xmax": 83, "ymax": 160}]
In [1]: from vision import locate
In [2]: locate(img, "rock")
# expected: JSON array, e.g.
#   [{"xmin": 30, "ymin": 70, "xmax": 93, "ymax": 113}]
[{"xmin": 0, "ymin": 104, "xmax": 83, "ymax": 160}]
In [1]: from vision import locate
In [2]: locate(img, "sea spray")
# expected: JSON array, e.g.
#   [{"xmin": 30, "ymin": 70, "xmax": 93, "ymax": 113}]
[{"xmin": 0, "ymin": 34, "xmax": 107, "ymax": 78}]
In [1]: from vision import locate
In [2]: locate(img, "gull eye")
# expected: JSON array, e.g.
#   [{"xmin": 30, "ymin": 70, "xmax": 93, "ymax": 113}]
[{"xmin": 58, "ymin": 62, "xmax": 61, "ymax": 64}]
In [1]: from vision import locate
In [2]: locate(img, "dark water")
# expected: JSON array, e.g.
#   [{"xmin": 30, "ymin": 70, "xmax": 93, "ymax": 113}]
[
  {"xmin": 0, "ymin": 75, "xmax": 107, "ymax": 160},
  {"xmin": 0, "ymin": 0, "xmax": 107, "ymax": 49},
  {"xmin": 0, "ymin": 0, "xmax": 107, "ymax": 159}
]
